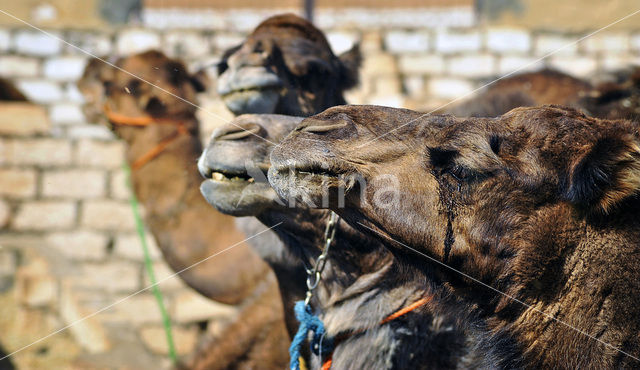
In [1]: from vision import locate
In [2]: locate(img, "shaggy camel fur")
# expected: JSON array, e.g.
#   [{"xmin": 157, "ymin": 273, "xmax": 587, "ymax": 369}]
[
  {"xmin": 199, "ymin": 115, "xmax": 520, "ymax": 369},
  {"xmin": 270, "ymin": 104, "xmax": 640, "ymax": 368},
  {"xmin": 78, "ymin": 50, "xmax": 289, "ymax": 369},
  {"xmin": 447, "ymin": 68, "xmax": 640, "ymax": 122},
  {"xmin": 216, "ymin": 13, "xmax": 361, "ymax": 117}
]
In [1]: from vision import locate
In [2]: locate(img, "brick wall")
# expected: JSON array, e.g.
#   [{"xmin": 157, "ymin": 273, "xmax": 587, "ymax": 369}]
[{"xmin": 0, "ymin": 13, "xmax": 639, "ymax": 368}]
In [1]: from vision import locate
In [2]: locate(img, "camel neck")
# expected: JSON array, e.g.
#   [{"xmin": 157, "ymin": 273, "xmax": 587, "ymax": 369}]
[
  {"xmin": 118, "ymin": 118, "xmax": 203, "ymax": 217},
  {"xmin": 256, "ymin": 208, "xmax": 420, "ymax": 310}
]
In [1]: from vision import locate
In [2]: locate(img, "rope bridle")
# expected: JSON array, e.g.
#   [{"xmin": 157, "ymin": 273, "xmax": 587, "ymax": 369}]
[
  {"xmin": 290, "ymin": 211, "xmax": 434, "ymax": 370},
  {"xmin": 103, "ymin": 103, "xmax": 189, "ymax": 170}
]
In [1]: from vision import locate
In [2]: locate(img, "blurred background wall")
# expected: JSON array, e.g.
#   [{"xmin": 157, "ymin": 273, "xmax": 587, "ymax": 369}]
[{"xmin": 0, "ymin": 0, "xmax": 638, "ymax": 368}]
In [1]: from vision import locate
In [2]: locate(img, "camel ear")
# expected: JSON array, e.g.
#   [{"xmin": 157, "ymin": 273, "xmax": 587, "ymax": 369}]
[
  {"xmin": 190, "ymin": 69, "xmax": 210, "ymax": 93},
  {"xmin": 565, "ymin": 131, "xmax": 640, "ymax": 213},
  {"xmin": 337, "ymin": 43, "xmax": 362, "ymax": 91}
]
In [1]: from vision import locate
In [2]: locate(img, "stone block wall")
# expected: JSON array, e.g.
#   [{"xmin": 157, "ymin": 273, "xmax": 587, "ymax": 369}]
[{"xmin": 0, "ymin": 10, "xmax": 639, "ymax": 368}]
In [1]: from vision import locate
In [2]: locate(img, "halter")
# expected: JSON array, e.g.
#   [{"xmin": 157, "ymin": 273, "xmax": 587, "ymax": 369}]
[
  {"xmin": 289, "ymin": 211, "xmax": 434, "ymax": 370},
  {"xmin": 103, "ymin": 103, "xmax": 189, "ymax": 170}
]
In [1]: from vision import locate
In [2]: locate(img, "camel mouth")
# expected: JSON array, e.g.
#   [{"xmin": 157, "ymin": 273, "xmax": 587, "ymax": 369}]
[
  {"xmin": 206, "ymin": 170, "xmax": 255, "ymax": 184},
  {"xmin": 217, "ymin": 67, "xmax": 283, "ymax": 115},
  {"xmin": 272, "ymin": 162, "xmax": 341, "ymax": 181},
  {"xmin": 199, "ymin": 161, "xmax": 277, "ymax": 217},
  {"xmin": 219, "ymin": 85, "xmax": 282, "ymax": 99},
  {"xmin": 268, "ymin": 159, "xmax": 357, "ymax": 210}
]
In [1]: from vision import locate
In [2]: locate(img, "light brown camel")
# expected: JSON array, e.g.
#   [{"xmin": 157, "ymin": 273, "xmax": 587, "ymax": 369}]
[
  {"xmin": 78, "ymin": 50, "xmax": 289, "ymax": 369},
  {"xmin": 447, "ymin": 68, "xmax": 640, "ymax": 122},
  {"xmin": 270, "ymin": 104, "xmax": 640, "ymax": 368}
]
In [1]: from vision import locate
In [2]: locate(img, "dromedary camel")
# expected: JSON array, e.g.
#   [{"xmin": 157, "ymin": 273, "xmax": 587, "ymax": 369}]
[
  {"xmin": 199, "ymin": 115, "xmax": 520, "ymax": 369},
  {"xmin": 270, "ymin": 104, "xmax": 640, "ymax": 368},
  {"xmin": 216, "ymin": 13, "xmax": 361, "ymax": 117},
  {"xmin": 186, "ymin": 14, "xmax": 363, "ymax": 369},
  {"xmin": 78, "ymin": 50, "xmax": 290, "ymax": 369},
  {"xmin": 447, "ymin": 68, "xmax": 640, "ymax": 122}
]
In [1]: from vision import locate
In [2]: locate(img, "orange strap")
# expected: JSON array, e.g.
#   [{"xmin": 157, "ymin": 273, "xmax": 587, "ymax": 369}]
[
  {"xmin": 131, "ymin": 124, "xmax": 188, "ymax": 170},
  {"xmin": 102, "ymin": 103, "xmax": 188, "ymax": 170},
  {"xmin": 321, "ymin": 294, "xmax": 433, "ymax": 369},
  {"xmin": 103, "ymin": 103, "xmax": 155, "ymax": 126}
]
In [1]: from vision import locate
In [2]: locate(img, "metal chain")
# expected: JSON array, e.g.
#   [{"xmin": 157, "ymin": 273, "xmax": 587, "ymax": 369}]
[{"xmin": 304, "ymin": 211, "xmax": 339, "ymax": 306}]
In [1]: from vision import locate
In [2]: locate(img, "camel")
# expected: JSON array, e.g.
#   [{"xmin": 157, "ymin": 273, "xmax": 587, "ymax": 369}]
[
  {"xmin": 447, "ymin": 68, "xmax": 640, "ymax": 122},
  {"xmin": 216, "ymin": 13, "xmax": 361, "ymax": 117},
  {"xmin": 269, "ymin": 104, "xmax": 640, "ymax": 368},
  {"xmin": 198, "ymin": 115, "xmax": 520, "ymax": 369},
  {"xmin": 183, "ymin": 14, "xmax": 363, "ymax": 368},
  {"xmin": 78, "ymin": 50, "xmax": 290, "ymax": 369}
]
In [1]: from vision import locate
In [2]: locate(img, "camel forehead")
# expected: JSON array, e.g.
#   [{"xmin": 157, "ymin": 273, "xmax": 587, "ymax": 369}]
[
  {"xmin": 116, "ymin": 51, "xmax": 186, "ymax": 83},
  {"xmin": 250, "ymin": 14, "xmax": 332, "ymax": 49}
]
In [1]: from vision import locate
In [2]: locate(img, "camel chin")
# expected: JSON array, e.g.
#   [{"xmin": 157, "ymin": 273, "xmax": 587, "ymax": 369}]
[{"xmin": 200, "ymin": 177, "xmax": 275, "ymax": 217}]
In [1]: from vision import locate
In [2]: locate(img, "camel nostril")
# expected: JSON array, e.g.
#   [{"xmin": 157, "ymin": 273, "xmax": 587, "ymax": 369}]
[
  {"xmin": 214, "ymin": 123, "xmax": 263, "ymax": 141},
  {"xmin": 298, "ymin": 120, "xmax": 349, "ymax": 133}
]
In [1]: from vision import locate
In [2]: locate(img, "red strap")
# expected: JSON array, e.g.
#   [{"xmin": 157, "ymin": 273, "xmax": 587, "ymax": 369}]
[{"xmin": 322, "ymin": 294, "xmax": 433, "ymax": 369}]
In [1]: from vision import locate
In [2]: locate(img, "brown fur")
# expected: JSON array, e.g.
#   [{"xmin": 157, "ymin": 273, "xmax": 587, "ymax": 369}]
[
  {"xmin": 78, "ymin": 51, "xmax": 289, "ymax": 369},
  {"xmin": 447, "ymin": 68, "xmax": 640, "ymax": 122},
  {"xmin": 217, "ymin": 13, "xmax": 361, "ymax": 117},
  {"xmin": 270, "ymin": 104, "xmax": 640, "ymax": 368},
  {"xmin": 200, "ymin": 115, "xmax": 521, "ymax": 369}
]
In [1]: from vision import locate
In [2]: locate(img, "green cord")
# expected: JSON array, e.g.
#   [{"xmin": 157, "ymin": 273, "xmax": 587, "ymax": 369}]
[{"xmin": 122, "ymin": 163, "xmax": 178, "ymax": 363}]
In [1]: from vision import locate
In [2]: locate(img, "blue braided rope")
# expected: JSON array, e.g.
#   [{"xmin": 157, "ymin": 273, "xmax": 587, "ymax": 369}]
[{"xmin": 289, "ymin": 301, "xmax": 334, "ymax": 370}]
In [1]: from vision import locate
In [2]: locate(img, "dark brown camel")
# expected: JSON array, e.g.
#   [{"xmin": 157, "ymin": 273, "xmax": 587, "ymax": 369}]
[
  {"xmin": 78, "ymin": 50, "xmax": 289, "ymax": 369},
  {"xmin": 447, "ymin": 68, "xmax": 640, "ymax": 122},
  {"xmin": 198, "ymin": 115, "xmax": 520, "ymax": 369},
  {"xmin": 270, "ymin": 104, "xmax": 640, "ymax": 368},
  {"xmin": 216, "ymin": 13, "xmax": 361, "ymax": 117}
]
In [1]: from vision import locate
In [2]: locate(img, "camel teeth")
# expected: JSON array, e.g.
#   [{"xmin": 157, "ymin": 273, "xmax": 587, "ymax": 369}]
[{"xmin": 211, "ymin": 172, "xmax": 225, "ymax": 181}]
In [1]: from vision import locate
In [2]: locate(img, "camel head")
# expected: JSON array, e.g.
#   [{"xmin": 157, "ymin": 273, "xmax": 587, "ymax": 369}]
[
  {"xmin": 78, "ymin": 50, "xmax": 209, "ymax": 138},
  {"xmin": 581, "ymin": 66, "xmax": 640, "ymax": 122},
  {"xmin": 217, "ymin": 13, "xmax": 361, "ymax": 117},
  {"xmin": 270, "ymin": 105, "xmax": 640, "ymax": 259},
  {"xmin": 198, "ymin": 114, "xmax": 303, "ymax": 217}
]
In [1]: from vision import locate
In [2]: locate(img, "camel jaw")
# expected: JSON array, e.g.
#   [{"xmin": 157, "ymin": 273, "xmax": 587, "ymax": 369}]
[{"xmin": 218, "ymin": 67, "xmax": 283, "ymax": 115}]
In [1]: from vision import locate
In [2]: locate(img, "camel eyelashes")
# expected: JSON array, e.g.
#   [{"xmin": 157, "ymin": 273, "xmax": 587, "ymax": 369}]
[{"xmin": 428, "ymin": 147, "xmax": 458, "ymax": 168}]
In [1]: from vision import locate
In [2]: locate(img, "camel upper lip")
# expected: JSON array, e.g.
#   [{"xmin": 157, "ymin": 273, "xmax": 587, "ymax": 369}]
[{"xmin": 273, "ymin": 161, "xmax": 340, "ymax": 178}]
